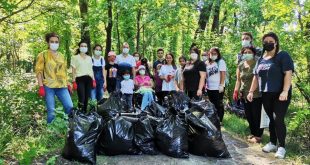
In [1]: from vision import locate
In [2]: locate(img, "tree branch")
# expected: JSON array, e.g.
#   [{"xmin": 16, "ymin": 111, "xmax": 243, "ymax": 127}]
[{"xmin": 0, "ymin": 0, "xmax": 35, "ymax": 23}]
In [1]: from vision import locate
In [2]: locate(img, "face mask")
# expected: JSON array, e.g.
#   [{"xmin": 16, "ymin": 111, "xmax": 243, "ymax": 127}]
[
  {"xmin": 242, "ymin": 54, "xmax": 254, "ymax": 61},
  {"xmin": 263, "ymin": 43, "xmax": 275, "ymax": 51},
  {"xmin": 139, "ymin": 70, "xmax": 145, "ymax": 75},
  {"xmin": 190, "ymin": 53, "xmax": 198, "ymax": 60},
  {"xmin": 134, "ymin": 57, "xmax": 139, "ymax": 61},
  {"xmin": 50, "ymin": 43, "xmax": 59, "ymax": 51},
  {"xmin": 211, "ymin": 55, "xmax": 218, "ymax": 61},
  {"xmin": 202, "ymin": 56, "xmax": 208, "ymax": 61},
  {"xmin": 242, "ymin": 40, "xmax": 251, "ymax": 48},
  {"xmin": 123, "ymin": 75, "xmax": 130, "ymax": 80},
  {"xmin": 80, "ymin": 47, "xmax": 88, "ymax": 54},
  {"xmin": 123, "ymin": 48, "xmax": 129, "ymax": 54},
  {"xmin": 94, "ymin": 50, "xmax": 102, "ymax": 56}
]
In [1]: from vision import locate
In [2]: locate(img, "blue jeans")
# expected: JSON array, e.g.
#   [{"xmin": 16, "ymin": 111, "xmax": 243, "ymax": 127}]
[
  {"xmin": 44, "ymin": 86, "xmax": 73, "ymax": 123},
  {"xmin": 91, "ymin": 80, "xmax": 104, "ymax": 101},
  {"xmin": 141, "ymin": 92, "xmax": 154, "ymax": 111}
]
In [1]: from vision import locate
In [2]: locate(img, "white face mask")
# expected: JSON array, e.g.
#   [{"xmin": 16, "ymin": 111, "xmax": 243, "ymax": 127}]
[
  {"xmin": 134, "ymin": 57, "xmax": 139, "ymax": 61},
  {"xmin": 139, "ymin": 70, "xmax": 145, "ymax": 75},
  {"xmin": 80, "ymin": 47, "xmax": 88, "ymax": 54},
  {"xmin": 242, "ymin": 54, "xmax": 254, "ymax": 61},
  {"xmin": 190, "ymin": 53, "xmax": 198, "ymax": 60},
  {"xmin": 211, "ymin": 55, "xmax": 218, "ymax": 61},
  {"xmin": 94, "ymin": 50, "xmax": 102, "ymax": 56},
  {"xmin": 242, "ymin": 40, "xmax": 251, "ymax": 48},
  {"xmin": 50, "ymin": 43, "xmax": 59, "ymax": 51},
  {"xmin": 123, "ymin": 48, "xmax": 129, "ymax": 54},
  {"xmin": 202, "ymin": 56, "xmax": 208, "ymax": 61}
]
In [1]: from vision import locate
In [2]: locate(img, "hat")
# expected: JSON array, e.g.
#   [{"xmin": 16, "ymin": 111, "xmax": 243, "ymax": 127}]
[
  {"xmin": 108, "ymin": 51, "xmax": 116, "ymax": 56},
  {"xmin": 138, "ymin": 65, "xmax": 146, "ymax": 70}
]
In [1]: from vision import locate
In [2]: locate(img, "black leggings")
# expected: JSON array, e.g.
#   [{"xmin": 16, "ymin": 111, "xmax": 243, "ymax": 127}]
[
  {"xmin": 76, "ymin": 75, "xmax": 92, "ymax": 112},
  {"xmin": 155, "ymin": 91, "xmax": 165, "ymax": 105},
  {"xmin": 262, "ymin": 92, "xmax": 291, "ymax": 147},
  {"xmin": 242, "ymin": 97, "xmax": 264, "ymax": 137},
  {"xmin": 207, "ymin": 89, "xmax": 225, "ymax": 122},
  {"xmin": 186, "ymin": 90, "xmax": 200, "ymax": 100}
]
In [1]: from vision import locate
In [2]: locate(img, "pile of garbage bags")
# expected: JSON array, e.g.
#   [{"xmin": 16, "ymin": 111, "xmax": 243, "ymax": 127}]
[
  {"xmin": 225, "ymin": 99, "xmax": 246, "ymax": 118},
  {"xmin": 62, "ymin": 92, "xmax": 230, "ymax": 164}
]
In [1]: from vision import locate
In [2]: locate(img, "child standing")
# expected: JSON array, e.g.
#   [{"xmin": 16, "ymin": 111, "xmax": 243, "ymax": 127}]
[
  {"xmin": 134, "ymin": 65, "xmax": 154, "ymax": 111},
  {"xmin": 121, "ymin": 70, "xmax": 134, "ymax": 111},
  {"xmin": 105, "ymin": 51, "xmax": 118, "ymax": 93}
]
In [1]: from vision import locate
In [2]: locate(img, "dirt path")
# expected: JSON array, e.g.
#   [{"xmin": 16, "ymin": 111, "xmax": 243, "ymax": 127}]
[{"xmin": 52, "ymin": 130, "xmax": 290, "ymax": 165}]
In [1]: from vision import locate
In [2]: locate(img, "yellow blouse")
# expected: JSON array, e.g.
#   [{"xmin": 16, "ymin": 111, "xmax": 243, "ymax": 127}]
[
  {"xmin": 35, "ymin": 50, "xmax": 68, "ymax": 88},
  {"xmin": 70, "ymin": 54, "xmax": 94, "ymax": 79}
]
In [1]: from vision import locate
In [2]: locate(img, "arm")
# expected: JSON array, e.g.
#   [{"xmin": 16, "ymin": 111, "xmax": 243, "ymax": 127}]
[
  {"xmin": 247, "ymin": 75, "xmax": 258, "ymax": 102},
  {"xmin": 234, "ymin": 68, "xmax": 241, "ymax": 91},
  {"xmin": 198, "ymin": 71, "xmax": 206, "ymax": 91},
  {"xmin": 132, "ymin": 67, "xmax": 136, "ymax": 78},
  {"xmin": 35, "ymin": 53, "xmax": 44, "ymax": 86},
  {"xmin": 279, "ymin": 70, "xmax": 292, "ymax": 101},
  {"xmin": 72, "ymin": 67, "xmax": 76, "ymax": 82},
  {"xmin": 219, "ymin": 71, "xmax": 226, "ymax": 86}
]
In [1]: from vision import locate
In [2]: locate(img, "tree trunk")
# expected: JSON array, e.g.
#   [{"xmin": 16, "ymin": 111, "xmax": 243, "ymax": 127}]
[
  {"xmin": 79, "ymin": 0, "xmax": 91, "ymax": 55},
  {"xmin": 105, "ymin": 0, "xmax": 113, "ymax": 57},
  {"xmin": 211, "ymin": 0, "xmax": 221, "ymax": 33},
  {"xmin": 220, "ymin": 10, "xmax": 227, "ymax": 34},
  {"xmin": 136, "ymin": 8, "xmax": 142, "ymax": 52},
  {"xmin": 116, "ymin": 10, "xmax": 121, "ymax": 54},
  {"xmin": 194, "ymin": 0, "xmax": 214, "ymax": 39}
]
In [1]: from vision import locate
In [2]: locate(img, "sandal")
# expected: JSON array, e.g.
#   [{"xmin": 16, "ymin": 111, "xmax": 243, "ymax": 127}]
[
  {"xmin": 248, "ymin": 136, "xmax": 262, "ymax": 143},
  {"xmin": 247, "ymin": 135, "xmax": 254, "ymax": 139}
]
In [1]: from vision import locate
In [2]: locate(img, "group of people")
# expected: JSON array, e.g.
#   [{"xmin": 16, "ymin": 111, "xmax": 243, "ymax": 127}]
[{"xmin": 35, "ymin": 31, "xmax": 293, "ymax": 159}]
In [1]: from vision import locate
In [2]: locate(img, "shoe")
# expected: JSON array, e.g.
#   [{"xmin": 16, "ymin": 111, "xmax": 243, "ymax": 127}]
[
  {"xmin": 247, "ymin": 135, "xmax": 254, "ymax": 139},
  {"xmin": 262, "ymin": 142, "xmax": 277, "ymax": 153},
  {"xmin": 275, "ymin": 147, "xmax": 286, "ymax": 159}
]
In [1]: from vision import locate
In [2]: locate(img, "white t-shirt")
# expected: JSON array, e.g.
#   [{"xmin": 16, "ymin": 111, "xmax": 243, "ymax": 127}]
[
  {"xmin": 92, "ymin": 56, "xmax": 105, "ymax": 67},
  {"xmin": 121, "ymin": 79, "xmax": 134, "ymax": 94},
  {"xmin": 116, "ymin": 54, "xmax": 136, "ymax": 67},
  {"xmin": 206, "ymin": 59, "xmax": 227, "ymax": 90},
  {"xmin": 159, "ymin": 65, "xmax": 176, "ymax": 91}
]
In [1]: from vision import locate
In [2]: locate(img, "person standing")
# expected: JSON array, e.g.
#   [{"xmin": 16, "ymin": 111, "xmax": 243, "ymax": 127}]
[
  {"xmin": 153, "ymin": 48, "xmax": 165, "ymax": 105},
  {"xmin": 237, "ymin": 32, "xmax": 262, "ymax": 64},
  {"xmin": 175, "ymin": 56, "xmax": 187, "ymax": 88},
  {"xmin": 35, "ymin": 32, "xmax": 73, "ymax": 123},
  {"xmin": 121, "ymin": 70, "xmax": 134, "ymax": 111},
  {"xmin": 71, "ymin": 41, "xmax": 96, "ymax": 112},
  {"xmin": 205, "ymin": 47, "xmax": 227, "ymax": 123},
  {"xmin": 91, "ymin": 44, "xmax": 107, "ymax": 101},
  {"xmin": 234, "ymin": 47, "xmax": 263, "ymax": 143},
  {"xmin": 181, "ymin": 48, "xmax": 206, "ymax": 99},
  {"xmin": 159, "ymin": 53, "xmax": 178, "ymax": 97},
  {"xmin": 105, "ymin": 51, "xmax": 118, "ymax": 93},
  {"xmin": 247, "ymin": 32, "xmax": 294, "ymax": 159}
]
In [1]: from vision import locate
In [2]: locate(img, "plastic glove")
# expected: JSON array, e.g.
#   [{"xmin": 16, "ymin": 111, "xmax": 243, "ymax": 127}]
[
  {"xmin": 92, "ymin": 80, "xmax": 96, "ymax": 88},
  {"xmin": 38, "ymin": 86, "xmax": 45, "ymax": 97},
  {"xmin": 219, "ymin": 84, "xmax": 224, "ymax": 93},
  {"xmin": 233, "ymin": 90, "xmax": 239, "ymax": 101},
  {"xmin": 73, "ymin": 81, "xmax": 78, "ymax": 90}
]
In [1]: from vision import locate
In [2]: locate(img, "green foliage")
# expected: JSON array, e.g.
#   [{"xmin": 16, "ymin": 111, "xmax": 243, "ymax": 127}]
[{"xmin": 46, "ymin": 155, "xmax": 57, "ymax": 165}]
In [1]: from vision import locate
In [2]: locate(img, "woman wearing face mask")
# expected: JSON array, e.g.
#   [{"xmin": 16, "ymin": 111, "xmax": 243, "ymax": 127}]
[
  {"xmin": 159, "ymin": 53, "xmax": 178, "ymax": 97},
  {"xmin": 35, "ymin": 32, "xmax": 73, "ymax": 123},
  {"xmin": 247, "ymin": 32, "xmax": 294, "ymax": 159},
  {"xmin": 206, "ymin": 47, "xmax": 227, "ymax": 123},
  {"xmin": 175, "ymin": 56, "xmax": 187, "ymax": 89},
  {"xmin": 71, "ymin": 41, "xmax": 96, "ymax": 112},
  {"xmin": 181, "ymin": 48, "xmax": 206, "ymax": 99},
  {"xmin": 135, "ymin": 65, "xmax": 154, "ymax": 111},
  {"xmin": 91, "ymin": 44, "xmax": 107, "ymax": 101},
  {"xmin": 234, "ymin": 47, "xmax": 263, "ymax": 143},
  {"xmin": 133, "ymin": 52, "xmax": 141, "ymax": 70},
  {"xmin": 201, "ymin": 51, "xmax": 209, "ymax": 63}
]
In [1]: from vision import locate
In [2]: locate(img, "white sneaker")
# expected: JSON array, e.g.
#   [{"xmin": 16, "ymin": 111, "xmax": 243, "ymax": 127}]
[
  {"xmin": 275, "ymin": 147, "xmax": 286, "ymax": 159},
  {"xmin": 262, "ymin": 142, "xmax": 277, "ymax": 153}
]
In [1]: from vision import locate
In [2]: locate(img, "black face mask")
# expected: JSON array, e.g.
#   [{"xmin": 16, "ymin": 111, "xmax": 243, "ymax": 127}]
[{"xmin": 263, "ymin": 43, "xmax": 275, "ymax": 51}]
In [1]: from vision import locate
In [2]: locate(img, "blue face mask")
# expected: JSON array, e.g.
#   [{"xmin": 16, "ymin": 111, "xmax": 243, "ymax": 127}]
[{"xmin": 123, "ymin": 75, "xmax": 130, "ymax": 80}]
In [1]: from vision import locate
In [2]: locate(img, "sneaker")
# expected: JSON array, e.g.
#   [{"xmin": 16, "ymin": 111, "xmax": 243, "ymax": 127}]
[
  {"xmin": 275, "ymin": 147, "xmax": 286, "ymax": 159},
  {"xmin": 262, "ymin": 142, "xmax": 277, "ymax": 153}
]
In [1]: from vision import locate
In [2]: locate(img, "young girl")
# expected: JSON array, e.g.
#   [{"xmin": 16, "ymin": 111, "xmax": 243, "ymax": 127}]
[
  {"xmin": 175, "ymin": 56, "xmax": 187, "ymax": 88},
  {"xmin": 105, "ymin": 51, "xmax": 118, "ymax": 93},
  {"xmin": 121, "ymin": 70, "xmax": 134, "ymax": 111},
  {"xmin": 134, "ymin": 65, "xmax": 154, "ymax": 111},
  {"xmin": 159, "ymin": 53, "xmax": 178, "ymax": 97},
  {"xmin": 71, "ymin": 41, "xmax": 96, "ymax": 112}
]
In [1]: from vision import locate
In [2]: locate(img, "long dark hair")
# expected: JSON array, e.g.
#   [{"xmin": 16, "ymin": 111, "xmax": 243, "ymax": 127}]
[
  {"xmin": 262, "ymin": 32, "xmax": 280, "ymax": 55},
  {"xmin": 140, "ymin": 58, "xmax": 151, "ymax": 76},
  {"xmin": 190, "ymin": 47, "xmax": 201, "ymax": 65},
  {"xmin": 165, "ymin": 52, "xmax": 176, "ymax": 68},
  {"xmin": 75, "ymin": 40, "xmax": 89, "ymax": 55},
  {"xmin": 209, "ymin": 47, "xmax": 222, "ymax": 63},
  {"xmin": 240, "ymin": 46, "xmax": 256, "ymax": 59}
]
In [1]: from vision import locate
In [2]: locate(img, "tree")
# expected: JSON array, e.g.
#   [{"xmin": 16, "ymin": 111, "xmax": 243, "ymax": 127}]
[
  {"xmin": 105, "ymin": 0, "xmax": 113, "ymax": 56},
  {"xmin": 79, "ymin": 0, "xmax": 91, "ymax": 55}
]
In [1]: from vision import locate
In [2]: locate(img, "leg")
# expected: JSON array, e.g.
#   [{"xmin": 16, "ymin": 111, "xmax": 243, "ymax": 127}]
[
  {"xmin": 76, "ymin": 76, "xmax": 86, "ymax": 111},
  {"xmin": 207, "ymin": 90, "xmax": 221, "ymax": 119},
  {"xmin": 243, "ymin": 98, "xmax": 255, "ymax": 136},
  {"xmin": 127, "ymin": 94, "xmax": 133, "ymax": 109},
  {"xmin": 83, "ymin": 76, "xmax": 93, "ymax": 112},
  {"xmin": 262, "ymin": 92, "xmax": 277, "ymax": 145},
  {"xmin": 218, "ymin": 88, "xmax": 225, "ymax": 122},
  {"xmin": 44, "ymin": 86, "xmax": 56, "ymax": 124},
  {"xmin": 96, "ymin": 80, "xmax": 104, "ymax": 101},
  {"xmin": 90, "ymin": 88, "xmax": 96, "ymax": 101},
  {"xmin": 55, "ymin": 88, "xmax": 74, "ymax": 115},
  {"xmin": 273, "ymin": 92, "xmax": 291, "ymax": 147},
  {"xmin": 141, "ymin": 93, "xmax": 148, "ymax": 111},
  {"xmin": 251, "ymin": 97, "xmax": 264, "ymax": 137}
]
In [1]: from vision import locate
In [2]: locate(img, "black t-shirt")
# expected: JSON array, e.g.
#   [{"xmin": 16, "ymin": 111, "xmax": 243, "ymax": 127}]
[
  {"xmin": 105, "ymin": 63, "xmax": 119, "ymax": 84},
  {"xmin": 183, "ymin": 61, "xmax": 206, "ymax": 91},
  {"xmin": 254, "ymin": 51, "xmax": 294, "ymax": 92}
]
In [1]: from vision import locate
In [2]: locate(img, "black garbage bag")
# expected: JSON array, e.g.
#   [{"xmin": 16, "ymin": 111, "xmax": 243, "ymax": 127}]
[
  {"xmin": 225, "ymin": 99, "xmax": 245, "ymax": 118},
  {"xmin": 144, "ymin": 101, "xmax": 167, "ymax": 118},
  {"xmin": 96, "ymin": 114, "xmax": 141, "ymax": 156},
  {"xmin": 169, "ymin": 92, "xmax": 190, "ymax": 111},
  {"xmin": 190, "ymin": 99, "xmax": 221, "ymax": 130},
  {"xmin": 186, "ymin": 111, "xmax": 230, "ymax": 158},
  {"xmin": 62, "ymin": 110, "xmax": 103, "ymax": 164},
  {"xmin": 155, "ymin": 113, "xmax": 189, "ymax": 158},
  {"xmin": 97, "ymin": 92, "xmax": 122, "ymax": 120}
]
